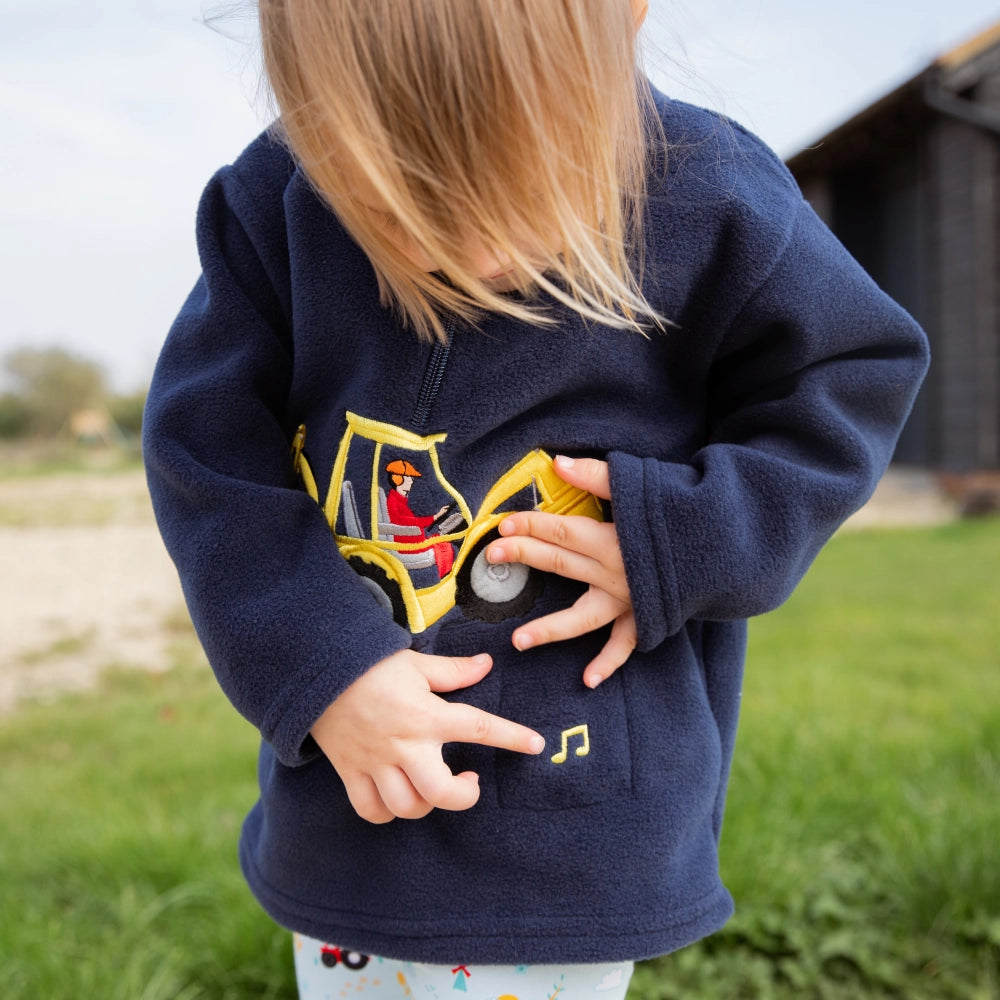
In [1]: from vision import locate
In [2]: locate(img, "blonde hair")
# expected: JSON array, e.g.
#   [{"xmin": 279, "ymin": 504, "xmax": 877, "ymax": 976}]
[{"xmin": 259, "ymin": 0, "xmax": 661, "ymax": 339}]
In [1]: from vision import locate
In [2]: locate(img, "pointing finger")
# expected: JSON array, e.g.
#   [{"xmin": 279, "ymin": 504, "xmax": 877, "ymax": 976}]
[{"xmin": 441, "ymin": 703, "xmax": 545, "ymax": 756}]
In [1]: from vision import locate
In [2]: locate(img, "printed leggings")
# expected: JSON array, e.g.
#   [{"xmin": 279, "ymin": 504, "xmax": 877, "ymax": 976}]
[{"xmin": 293, "ymin": 933, "xmax": 634, "ymax": 1000}]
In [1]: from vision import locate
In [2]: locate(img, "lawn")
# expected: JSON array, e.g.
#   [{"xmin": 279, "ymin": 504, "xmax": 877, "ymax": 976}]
[{"xmin": 1, "ymin": 518, "xmax": 998, "ymax": 999}]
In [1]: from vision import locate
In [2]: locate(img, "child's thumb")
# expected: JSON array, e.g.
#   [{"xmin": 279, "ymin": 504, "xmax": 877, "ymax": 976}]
[{"xmin": 554, "ymin": 454, "xmax": 612, "ymax": 500}]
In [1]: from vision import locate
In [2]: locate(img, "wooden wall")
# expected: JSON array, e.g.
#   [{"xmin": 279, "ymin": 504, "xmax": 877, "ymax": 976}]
[{"xmin": 791, "ymin": 88, "xmax": 1000, "ymax": 471}]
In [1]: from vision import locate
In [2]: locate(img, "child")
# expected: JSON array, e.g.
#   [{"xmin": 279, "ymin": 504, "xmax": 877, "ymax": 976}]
[{"xmin": 143, "ymin": 1, "xmax": 929, "ymax": 997}]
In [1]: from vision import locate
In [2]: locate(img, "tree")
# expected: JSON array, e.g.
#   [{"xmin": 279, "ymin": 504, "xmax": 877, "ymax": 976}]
[
  {"xmin": 3, "ymin": 346, "xmax": 108, "ymax": 438},
  {"xmin": 108, "ymin": 390, "xmax": 147, "ymax": 437},
  {"xmin": 0, "ymin": 392, "xmax": 31, "ymax": 439}
]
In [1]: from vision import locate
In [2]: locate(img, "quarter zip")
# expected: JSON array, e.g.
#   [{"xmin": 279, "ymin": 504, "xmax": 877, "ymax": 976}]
[{"xmin": 411, "ymin": 318, "xmax": 455, "ymax": 430}]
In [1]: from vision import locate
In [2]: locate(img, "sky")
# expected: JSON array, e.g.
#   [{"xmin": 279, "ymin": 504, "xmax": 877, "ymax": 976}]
[{"xmin": 2, "ymin": 0, "xmax": 999, "ymax": 392}]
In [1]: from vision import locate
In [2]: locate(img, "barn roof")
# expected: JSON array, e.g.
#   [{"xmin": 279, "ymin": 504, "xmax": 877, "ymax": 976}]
[{"xmin": 787, "ymin": 19, "xmax": 1000, "ymax": 176}]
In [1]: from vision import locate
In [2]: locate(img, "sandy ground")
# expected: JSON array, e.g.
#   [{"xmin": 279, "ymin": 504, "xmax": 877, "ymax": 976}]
[
  {"xmin": 0, "ymin": 469, "xmax": 189, "ymax": 714},
  {"xmin": 0, "ymin": 465, "xmax": 959, "ymax": 716}
]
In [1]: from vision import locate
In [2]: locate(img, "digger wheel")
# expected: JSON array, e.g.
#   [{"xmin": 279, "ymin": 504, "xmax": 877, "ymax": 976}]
[
  {"xmin": 348, "ymin": 557, "xmax": 408, "ymax": 629},
  {"xmin": 456, "ymin": 531, "xmax": 541, "ymax": 623}
]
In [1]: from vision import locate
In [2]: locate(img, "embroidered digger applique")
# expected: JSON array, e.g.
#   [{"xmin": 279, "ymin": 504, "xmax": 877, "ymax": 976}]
[{"xmin": 291, "ymin": 411, "xmax": 604, "ymax": 634}]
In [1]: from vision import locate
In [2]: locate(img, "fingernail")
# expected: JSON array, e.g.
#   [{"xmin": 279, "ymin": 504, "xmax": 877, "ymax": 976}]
[
  {"xmin": 555, "ymin": 455, "xmax": 576, "ymax": 469},
  {"xmin": 498, "ymin": 517, "xmax": 515, "ymax": 536},
  {"xmin": 513, "ymin": 632, "xmax": 534, "ymax": 651},
  {"xmin": 487, "ymin": 544, "xmax": 505, "ymax": 563},
  {"xmin": 587, "ymin": 673, "xmax": 604, "ymax": 689},
  {"xmin": 472, "ymin": 653, "xmax": 492, "ymax": 667},
  {"xmin": 529, "ymin": 735, "xmax": 545, "ymax": 754}
]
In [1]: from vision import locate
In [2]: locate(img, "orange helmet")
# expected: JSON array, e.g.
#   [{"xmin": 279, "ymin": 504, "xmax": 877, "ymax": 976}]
[{"xmin": 385, "ymin": 459, "xmax": 421, "ymax": 487}]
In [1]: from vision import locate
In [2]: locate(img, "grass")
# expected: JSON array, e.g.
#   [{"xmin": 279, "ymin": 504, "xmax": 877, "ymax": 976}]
[
  {"xmin": 0, "ymin": 440, "xmax": 142, "ymax": 480},
  {"xmin": 16, "ymin": 630, "xmax": 96, "ymax": 666},
  {"xmin": 0, "ymin": 656, "xmax": 294, "ymax": 1000},
  {"xmin": 1, "ymin": 519, "xmax": 998, "ymax": 998},
  {"xmin": 634, "ymin": 517, "xmax": 1000, "ymax": 999}
]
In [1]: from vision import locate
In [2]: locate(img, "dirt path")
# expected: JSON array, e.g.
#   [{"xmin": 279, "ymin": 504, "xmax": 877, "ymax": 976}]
[{"xmin": 0, "ymin": 469, "xmax": 188, "ymax": 714}]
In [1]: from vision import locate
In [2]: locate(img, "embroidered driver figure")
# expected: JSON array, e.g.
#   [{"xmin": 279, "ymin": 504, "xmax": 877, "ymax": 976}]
[{"xmin": 384, "ymin": 458, "xmax": 454, "ymax": 578}]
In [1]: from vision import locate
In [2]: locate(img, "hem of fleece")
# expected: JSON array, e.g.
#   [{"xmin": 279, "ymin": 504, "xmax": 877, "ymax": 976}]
[{"xmin": 239, "ymin": 841, "xmax": 734, "ymax": 965}]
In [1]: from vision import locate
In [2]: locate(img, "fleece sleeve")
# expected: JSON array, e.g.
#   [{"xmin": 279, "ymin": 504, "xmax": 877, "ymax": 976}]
[
  {"xmin": 608, "ymin": 200, "xmax": 930, "ymax": 651},
  {"xmin": 143, "ymin": 163, "xmax": 411, "ymax": 766}
]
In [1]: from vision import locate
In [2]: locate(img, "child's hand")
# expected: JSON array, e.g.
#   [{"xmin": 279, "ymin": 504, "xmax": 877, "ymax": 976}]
[
  {"xmin": 486, "ymin": 456, "xmax": 635, "ymax": 689},
  {"xmin": 311, "ymin": 649, "xmax": 545, "ymax": 823}
]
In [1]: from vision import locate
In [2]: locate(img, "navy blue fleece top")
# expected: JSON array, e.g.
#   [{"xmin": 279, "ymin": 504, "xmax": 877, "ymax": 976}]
[{"xmin": 143, "ymin": 92, "xmax": 929, "ymax": 965}]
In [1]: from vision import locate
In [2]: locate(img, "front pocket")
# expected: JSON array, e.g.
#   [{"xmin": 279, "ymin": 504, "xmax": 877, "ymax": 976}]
[{"xmin": 495, "ymin": 627, "xmax": 633, "ymax": 811}]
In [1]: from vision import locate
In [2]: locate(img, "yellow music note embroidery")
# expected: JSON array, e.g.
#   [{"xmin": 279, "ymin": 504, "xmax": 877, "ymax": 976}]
[{"xmin": 550, "ymin": 724, "xmax": 590, "ymax": 764}]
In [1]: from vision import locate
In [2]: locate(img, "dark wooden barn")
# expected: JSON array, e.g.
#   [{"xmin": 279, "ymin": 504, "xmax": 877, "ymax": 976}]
[{"xmin": 787, "ymin": 22, "xmax": 1000, "ymax": 473}]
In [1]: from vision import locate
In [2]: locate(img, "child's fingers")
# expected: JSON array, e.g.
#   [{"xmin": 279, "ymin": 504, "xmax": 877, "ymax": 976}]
[
  {"xmin": 351, "ymin": 760, "xmax": 482, "ymax": 823},
  {"xmin": 409, "ymin": 655, "xmax": 545, "ymax": 759},
  {"xmin": 510, "ymin": 595, "xmax": 637, "ymax": 687},
  {"xmin": 552, "ymin": 455, "xmax": 612, "ymax": 500},
  {"xmin": 491, "ymin": 517, "xmax": 626, "ymax": 598},
  {"xmin": 417, "ymin": 651, "xmax": 494, "ymax": 693},
  {"xmin": 492, "ymin": 523, "xmax": 600, "ymax": 576},
  {"xmin": 497, "ymin": 508, "xmax": 609, "ymax": 557},
  {"xmin": 316, "ymin": 650, "xmax": 544, "ymax": 822},
  {"xmin": 372, "ymin": 765, "xmax": 434, "ymax": 821},
  {"xmin": 406, "ymin": 760, "xmax": 482, "ymax": 814},
  {"xmin": 343, "ymin": 772, "xmax": 396, "ymax": 825},
  {"xmin": 510, "ymin": 588, "xmax": 625, "ymax": 652},
  {"xmin": 582, "ymin": 613, "xmax": 639, "ymax": 689}
]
